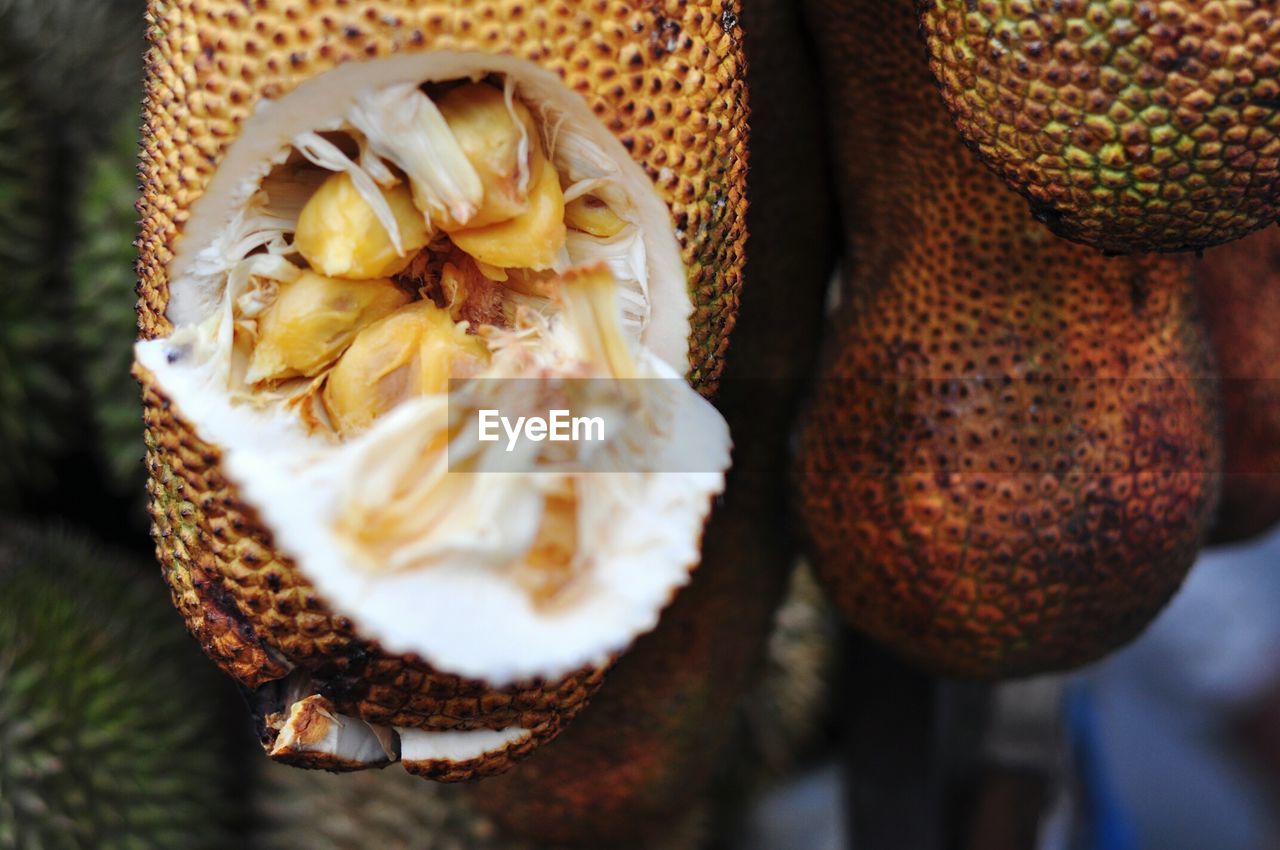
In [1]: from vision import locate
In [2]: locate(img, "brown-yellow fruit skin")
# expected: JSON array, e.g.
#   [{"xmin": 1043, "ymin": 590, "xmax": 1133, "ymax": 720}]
[
  {"xmin": 919, "ymin": 0, "xmax": 1280, "ymax": 254},
  {"xmin": 136, "ymin": 0, "xmax": 746, "ymax": 779},
  {"xmin": 141, "ymin": 368, "xmax": 601, "ymax": 756},
  {"xmin": 796, "ymin": 0, "xmax": 1221, "ymax": 678},
  {"xmin": 1196, "ymin": 225, "xmax": 1280, "ymax": 543},
  {"xmin": 462, "ymin": 0, "xmax": 834, "ymax": 836}
]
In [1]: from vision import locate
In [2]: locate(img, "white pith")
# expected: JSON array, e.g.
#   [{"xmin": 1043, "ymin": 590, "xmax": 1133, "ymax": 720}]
[{"xmin": 136, "ymin": 52, "xmax": 731, "ymax": 685}]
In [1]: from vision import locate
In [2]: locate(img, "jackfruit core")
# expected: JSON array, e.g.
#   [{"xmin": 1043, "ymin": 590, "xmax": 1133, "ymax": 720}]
[{"xmin": 138, "ymin": 65, "xmax": 729, "ymax": 680}]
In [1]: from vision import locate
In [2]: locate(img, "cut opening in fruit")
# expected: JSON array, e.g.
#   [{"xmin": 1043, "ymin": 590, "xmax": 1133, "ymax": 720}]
[{"xmin": 136, "ymin": 54, "xmax": 730, "ymax": 686}]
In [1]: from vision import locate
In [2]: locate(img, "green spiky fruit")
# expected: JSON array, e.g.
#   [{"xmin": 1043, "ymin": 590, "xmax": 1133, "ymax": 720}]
[
  {"xmin": 0, "ymin": 0, "xmax": 143, "ymax": 149},
  {"xmin": 0, "ymin": 55, "xmax": 68, "ymax": 507},
  {"xmin": 0, "ymin": 522, "xmax": 235, "ymax": 848},
  {"xmin": 253, "ymin": 765, "xmax": 706, "ymax": 850},
  {"xmin": 72, "ymin": 114, "xmax": 144, "ymax": 496}
]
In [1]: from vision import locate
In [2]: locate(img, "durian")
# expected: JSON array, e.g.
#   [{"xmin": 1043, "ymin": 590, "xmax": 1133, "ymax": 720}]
[
  {"xmin": 135, "ymin": 0, "xmax": 747, "ymax": 780},
  {"xmin": 253, "ymin": 765, "xmax": 707, "ymax": 850},
  {"xmin": 72, "ymin": 114, "xmax": 145, "ymax": 497},
  {"xmin": 0, "ymin": 0, "xmax": 144, "ymax": 150},
  {"xmin": 0, "ymin": 51, "xmax": 69, "ymax": 507},
  {"xmin": 0, "ymin": 522, "xmax": 235, "ymax": 848}
]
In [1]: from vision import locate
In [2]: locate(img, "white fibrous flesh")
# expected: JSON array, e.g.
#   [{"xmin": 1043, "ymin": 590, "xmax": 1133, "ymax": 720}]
[{"xmin": 136, "ymin": 54, "xmax": 731, "ymax": 685}]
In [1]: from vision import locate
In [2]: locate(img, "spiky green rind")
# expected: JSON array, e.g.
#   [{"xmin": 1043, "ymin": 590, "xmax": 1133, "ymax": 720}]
[
  {"xmin": 72, "ymin": 115, "xmax": 143, "ymax": 494},
  {"xmin": 0, "ymin": 523, "xmax": 234, "ymax": 849},
  {"xmin": 252, "ymin": 765, "xmax": 706, "ymax": 850},
  {"xmin": 0, "ymin": 0, "xmax": 144, "ymax": 149},
  {"xmin": 0, "ymin": 57, "xmax": 69, "ymax": 508}
]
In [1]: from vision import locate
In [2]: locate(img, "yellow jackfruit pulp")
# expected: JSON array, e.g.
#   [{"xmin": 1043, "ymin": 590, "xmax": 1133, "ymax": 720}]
[
  {"xmin": 295, "ymin": 171, "xmax": 430, "ymax": 280},
  {"xmin": 322, "ymin": 301, "xmax": 490, "ymax": 437},
  {"xmin": 449, "ymin": 159, "xmax": 566, "ymax": 271},
  {"xmin": 245, "ymin": 271, "xmax": 411, "ymax": 383},
  {"xmin": 564, "ymin": 195, "xmax": 626, "ymax": 238},
  {"xmin": 436, "ymin": 82, "xmax": 543, "ymax": 231}
]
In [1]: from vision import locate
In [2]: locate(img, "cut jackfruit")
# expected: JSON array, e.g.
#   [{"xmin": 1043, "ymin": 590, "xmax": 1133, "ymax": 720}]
[
  {"xmin": 135, "ymin": 6, "xmax": 746, "ymax": 782},
  {"xmin": 436, "ymin": 81, "xmax": 543, "ymax": 230}
]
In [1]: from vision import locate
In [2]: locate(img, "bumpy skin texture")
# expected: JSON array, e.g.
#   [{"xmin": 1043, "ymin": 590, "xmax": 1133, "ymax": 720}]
[
  {"xmin": 462, "ymin": 0, "xmax": 834, "ymax": 838},
  {"xmin": 797, "ymin": 0, "xmax": 1221, "ymax": 678},
  {"xmin": 137, "ymin": 0, "xmax": 745, "ymax": 778},
  {"xmin": 1196, "ymin": 225, "xmax": 1280, "ymax": 543},
  {"xmin": 920, "ymin": 0, "xmax": 1280, "ymax": 254},
  {"xmin": 144, "ymin": 371, "xmax": 602, "ymax": 742},
  {"xmin": 0, "ymin": 523, "xmax": 233, "ymax": 849},
  {"xmin": 75, "ymin": 114, "xmax": 148, "ymax": 497}
]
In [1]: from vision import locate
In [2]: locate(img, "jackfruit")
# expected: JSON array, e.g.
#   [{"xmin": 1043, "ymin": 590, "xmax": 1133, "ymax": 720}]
[
  {"xmin": 919, "ymin": 0, "xmax": 1280, "ymax": 254},
  {"xmin": 0, "ymin": 522, "xmax": 234, "ymax": 848},
  {"xmin": 1196, "ymin": 225, "xmax": 1280, "ymax": 543},
  {"xmin": 0, "ymin": 50, "xmax": 70, "ymax": 508},
  {"xmin": 795, "ymin": 0, "xmax": 1221, "ymax": 678},
  {"xmin": 322, "ymin": 300, "xmax": 490, "ymax": 437},
  {"xmin": 448, "ymin": 158, "xmax": 567, "ymax": 270},
  {"xmin": 72, "ymin": 115, "xmax": 145, "ymax": 497},
  {"xmin": 135, "ymin": 0, "xmax": 746, "ymax": 782}
]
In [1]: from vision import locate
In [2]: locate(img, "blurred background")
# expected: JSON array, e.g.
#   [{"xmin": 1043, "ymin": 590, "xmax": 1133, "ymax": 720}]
[{"xmin": 1, "ymin": 1, "xmax": 1279, "ymax": 848}]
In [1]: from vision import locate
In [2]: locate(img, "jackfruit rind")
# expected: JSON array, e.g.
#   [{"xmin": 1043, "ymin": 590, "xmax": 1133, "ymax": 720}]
[
  {"xmin": 0, "ymin": 522, "xmax": 233, "ymax": 849},
  {"xmin": 73, "ymin": 114, "xmax": 145, "ymax": 496},
  {"xmin": 919, "ymin": 0, "xmax": 1280, "ymax": 254},
  {"xmin": 798, "ymin": 0, "xmax": 1221, "ymax": 677},
  {"xmin": 0, "ymin": 54, "xmax": 69, "ymax": 507}
]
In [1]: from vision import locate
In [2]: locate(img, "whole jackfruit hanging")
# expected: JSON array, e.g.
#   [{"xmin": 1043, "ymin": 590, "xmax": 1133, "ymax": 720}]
[
  {"xmin": 918, "ymin": 0, "xmax": 1280, "ymax": 254},
  {"xmin": 136, "ymin": 0, "xmax": 748, "ymax": 781},
  {"xmin": 795, "ymin": 0, "xmax": 1221, "ymax": 678},
  {"xmin": 0, "ymin": 522, "xmax": 235, "ymax": 849}
]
